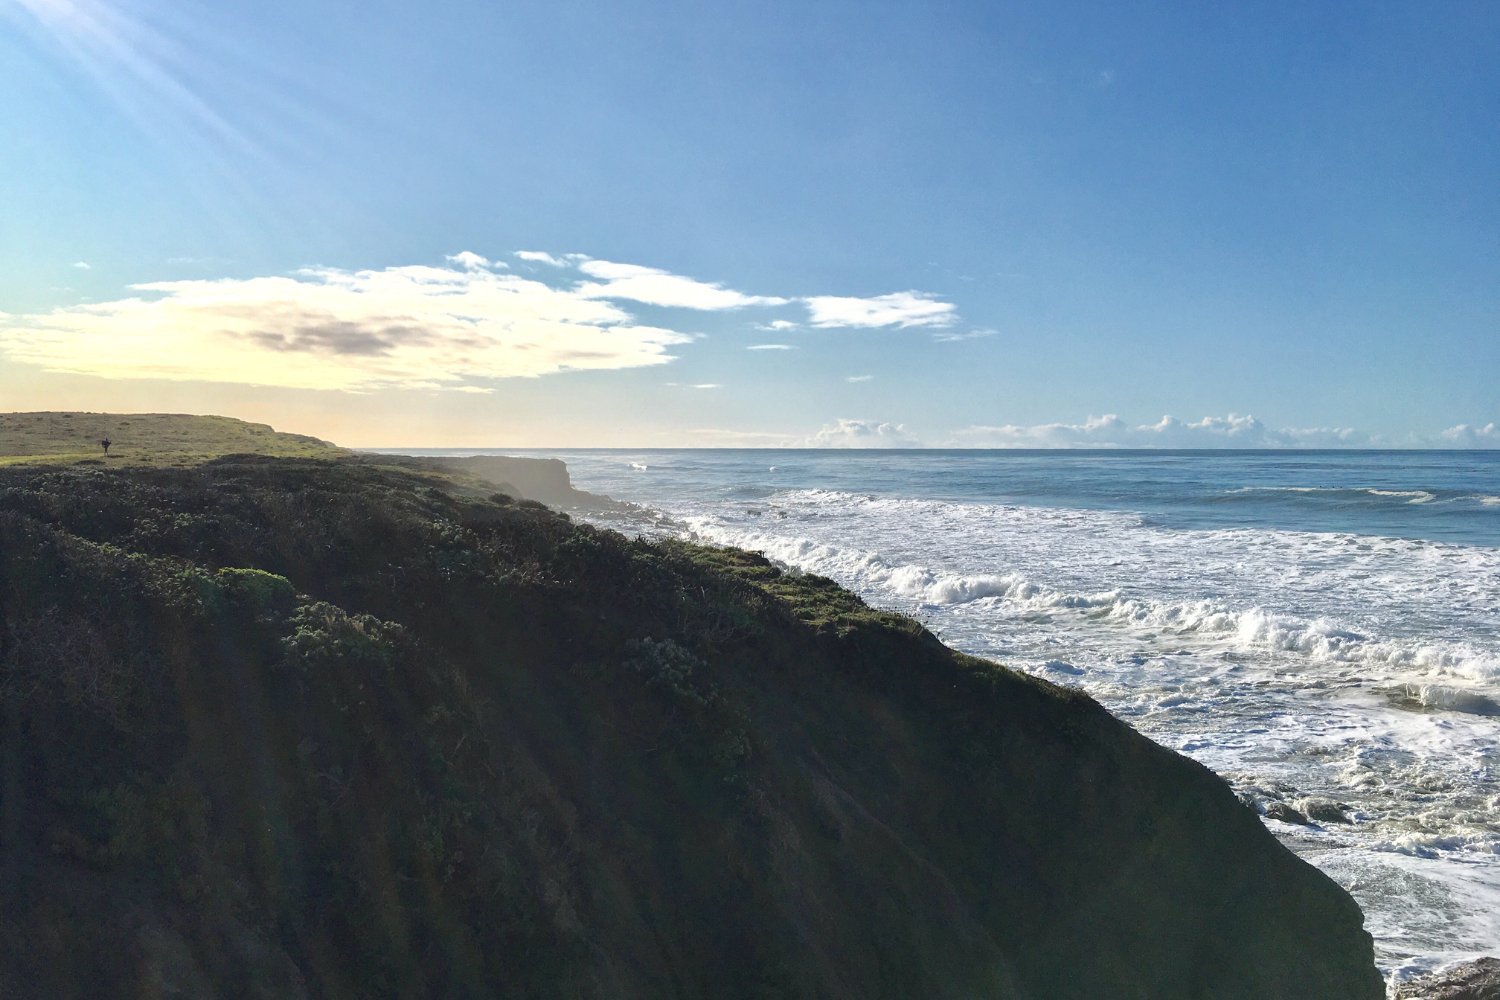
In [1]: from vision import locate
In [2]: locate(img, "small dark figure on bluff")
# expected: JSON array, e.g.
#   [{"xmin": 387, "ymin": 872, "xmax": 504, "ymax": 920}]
[{"xmin": 100, "ymin": 437, "xmax": 111, "ymax": 456}]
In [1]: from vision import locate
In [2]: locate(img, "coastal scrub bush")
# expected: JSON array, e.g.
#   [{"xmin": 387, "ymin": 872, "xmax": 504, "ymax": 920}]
[
  {"xmin": 86, "ymin": 767, "xmax": 210, "ymax": 872},
  {"xmin": 625, "ymin": 636, "xmax": 710, "ymax": 705},
  {"xmin": 1, "ymin": 606, "xmax": 137, "ymax": 728},
  {"xmin": 215, "ymin": 566, "xmax": 296, "ymax": 617},
  {"xmin": 281, "ymin": 601, "xmax": 409, "ymax": 680}
]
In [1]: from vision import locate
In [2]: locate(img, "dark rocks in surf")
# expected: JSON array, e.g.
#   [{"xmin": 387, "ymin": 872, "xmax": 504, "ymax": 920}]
[{"xmin": 1395, "ymin": 958, "xmax": 1500, "ymax": 1000}]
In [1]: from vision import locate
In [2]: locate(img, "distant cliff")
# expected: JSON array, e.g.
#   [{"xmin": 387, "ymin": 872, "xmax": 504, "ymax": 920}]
[
  {"xmin": 0, "ymin": 456, "xmax": 1383, "ymax": 998},
  {"xmin": 358, "ymin": 452, "xmax": 618, "ymax": 508}
]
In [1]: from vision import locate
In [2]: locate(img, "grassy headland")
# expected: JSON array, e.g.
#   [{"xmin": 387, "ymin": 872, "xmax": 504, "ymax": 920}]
[
  {"xmin": 0, "ymin": 421, "xmax": 1383, "ymax": 998},
  {"xmin": 0, "ymin": 411, "xmax": 346, "ymax": 467}
]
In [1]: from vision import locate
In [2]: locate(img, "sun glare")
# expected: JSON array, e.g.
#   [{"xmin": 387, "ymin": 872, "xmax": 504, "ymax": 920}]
[{"xmin": 4, "ymin": 0, "xmax": 341, "ymax": 233}]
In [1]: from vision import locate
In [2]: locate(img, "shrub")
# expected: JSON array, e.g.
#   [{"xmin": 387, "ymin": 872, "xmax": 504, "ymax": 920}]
[
  {"xmin": 624, "ymin": 636, "xmax": 710, "ymax": 705},
  {"xmin": 216, "ymin": 567, "xmax": 296, "ymax": 607}
]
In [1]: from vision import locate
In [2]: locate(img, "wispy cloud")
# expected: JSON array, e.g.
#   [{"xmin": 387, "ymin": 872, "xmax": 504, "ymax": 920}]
[
  {"xmin": 803, "ymin": 291, "xmax": 956, "ymax": 329},
  {"xmin": 4, "ymin": 250, "xmax": 980, "ymax": 395},
  {"xmin": 71, "ymin": 261, "xmax": 92, "ymax": 270},
  {"xmin": 932, "ymin": 327, "xmax": 997, "ymax": 343},
  {"xmin": 666, "ymin": 382, "xmax": 722, "ymax": 389},
  {"xmin": 805, "ymin": 419, "xmax": 921, "ymax": 448},
  {"xmin": 845, "ymin": 374, "xmax": 873, "ymax": 383},
  {"xmin": 0, "ymin": 257, "xmax": 692, "ymax": 391},
  {"xmin": 575, "ymin": 259, "xmax": 788, "ymax": 310}
]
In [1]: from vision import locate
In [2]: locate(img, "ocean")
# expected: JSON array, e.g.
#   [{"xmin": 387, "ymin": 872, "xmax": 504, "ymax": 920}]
[{"xmin": 406, "ymin": 448, "xmax": 1500, "ymax": 981}]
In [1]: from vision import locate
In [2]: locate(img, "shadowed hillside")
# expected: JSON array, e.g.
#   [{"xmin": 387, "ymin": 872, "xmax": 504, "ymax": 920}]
[{"xmin": 0, "ymin": 457, "xmax": 1383, "ymax": 998}]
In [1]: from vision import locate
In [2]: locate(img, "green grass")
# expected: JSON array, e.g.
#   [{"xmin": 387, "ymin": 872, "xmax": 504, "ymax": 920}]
[
  {"xmin": 0, "ymin": 411, "xmax": 347, "ymax": 467},
  {"xmin": 665, "ymin": 540, "xmax": 927, "ymax": 634}
]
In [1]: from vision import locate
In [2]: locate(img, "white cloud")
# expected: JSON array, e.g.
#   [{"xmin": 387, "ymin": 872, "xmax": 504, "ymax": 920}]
[
  {"xmin": 71, "ymin": 261, "xmax": 91, "ymax": 270},
  {"xmin": 514, "ymin": 250, "xmax": 568, "ymax": 267},
  {"xmin": 445, "ymin": 250, "xmax": 497, "ymax": 271},
  {"xmin": 575, "ymin": 259, "xmax": 789, "ymax": 310},
  {"xmin": 845, "ymin": 374, "xmax": 873, "ymax": 383},
  {"xmin": 1441, "ymin": 422, "xmax": 1499, "ymax": 446},
  {"xmin": 803, "ymin": 291, "xmax": 956, "ymax": 329},
  {"xmin": 804, "ymin": 419, "xmax": 921, "ymax": 448},
  {"xmin": 3, "ymin": 251, "xmax": 1001, "ymax": 397},
  {"xmin": 953, "ymin": 413, "xmax": 1378, "ymax": 449},
  {"xmin": 0, "ymin": 258, "xmax": 692, "ymax": 391},
  {"xmin": 932, "ymin": 327, "xmax": 997, "ymax": 343},
  {"xmin": 666, "ymin": 382, "xmax": 722, "ymax": 389}
]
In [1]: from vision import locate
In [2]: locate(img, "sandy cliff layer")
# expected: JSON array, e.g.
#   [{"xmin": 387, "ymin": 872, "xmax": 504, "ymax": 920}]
[{"xmin": 0, "ymin": 457, "xmax": 1382, "ymax": 998}]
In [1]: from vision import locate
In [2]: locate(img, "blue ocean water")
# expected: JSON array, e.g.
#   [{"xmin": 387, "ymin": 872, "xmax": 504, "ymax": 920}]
[
  {"xmin": 537, "ymin": 448, "xmax": 1500, "ymax": 546},
  {"xmin": 396, "ymin": 448, "xmax": 1500, "ymax": 982}
]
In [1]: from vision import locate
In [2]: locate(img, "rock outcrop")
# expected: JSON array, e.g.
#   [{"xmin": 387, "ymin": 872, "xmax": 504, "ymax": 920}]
[{"xmin": 1397, "ymin": 959, "xmax": 1500, "ymax": 1000}]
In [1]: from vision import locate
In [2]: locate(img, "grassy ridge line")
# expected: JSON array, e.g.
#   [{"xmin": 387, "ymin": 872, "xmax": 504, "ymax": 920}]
[{"xmin": 0, "ymin": 411, "xmax": 346, "ymax": 467}]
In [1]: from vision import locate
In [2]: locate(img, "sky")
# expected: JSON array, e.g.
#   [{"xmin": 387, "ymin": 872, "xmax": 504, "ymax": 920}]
[{"xmin": 1, "ymin": 0, "xmax": 1496, "ymax": 448}]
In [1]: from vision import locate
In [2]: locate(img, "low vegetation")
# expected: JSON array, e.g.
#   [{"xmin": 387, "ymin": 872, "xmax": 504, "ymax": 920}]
[{"xmin": 0, "ymin": 455, "xmax": 1382, "ymax": 998}]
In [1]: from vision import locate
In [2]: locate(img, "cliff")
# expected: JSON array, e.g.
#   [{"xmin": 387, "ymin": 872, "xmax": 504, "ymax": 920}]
[
  {"xmin": 356, "ymin": 452, "xmax": 619, "ymax": 508},
  {"xmin": 0, "ymin": 457, "xmax": 1382, "ymax": 998}
]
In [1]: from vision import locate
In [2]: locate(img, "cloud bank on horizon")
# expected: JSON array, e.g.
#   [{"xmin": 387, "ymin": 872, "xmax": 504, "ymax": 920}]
[
  {"xmin": 951, "ymin": 414, "xmax": 1498, "ymax": 449},
  {"xmin": 688, "ymin": 414, "xmax": 1496, "ymax": 450},
  {"xmin": 805, "ymin": 419, "xmax": 922, "ymax": 448},
  {"xmin": 0, "ymin": 251, "xmax": 954, "ymax": 391}
]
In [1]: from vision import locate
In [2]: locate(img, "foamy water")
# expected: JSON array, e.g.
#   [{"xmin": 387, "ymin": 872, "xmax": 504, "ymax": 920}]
[{"xmin": 392, "ymin": 447, "xmax": 1500, "ymax": 983}]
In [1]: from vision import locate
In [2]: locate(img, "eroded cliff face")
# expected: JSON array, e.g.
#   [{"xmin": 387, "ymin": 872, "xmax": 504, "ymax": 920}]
[
  {"xmin": 357, "ymin": 452, "xmax": 617, "ymax": 509},
  {"xmin": 0, "ymin": 458, "xmax": 1382, "ymax": 999}
]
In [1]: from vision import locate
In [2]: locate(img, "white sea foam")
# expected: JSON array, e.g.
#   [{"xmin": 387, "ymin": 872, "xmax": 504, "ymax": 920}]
[
  {"xmin": 1382, "ymin": 683, "xmax": 1500, "ymax": 717},
  {"xmin": 1368, "ymin": 489, "xmax": 1437, "ymax": 504},
  {"xmin": 682, "ymin": 507, "xmax": 1500, "ymax": 685},
  {"xmin": 1232, "ymin": 486, "xmax": 1444, "ymax": 504}
]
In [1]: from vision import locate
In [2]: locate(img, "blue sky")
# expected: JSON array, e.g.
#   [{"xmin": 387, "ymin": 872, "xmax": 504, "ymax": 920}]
[{"xmin": 1, "ymin": 0, "xmax": 1496, "ymax": 447}]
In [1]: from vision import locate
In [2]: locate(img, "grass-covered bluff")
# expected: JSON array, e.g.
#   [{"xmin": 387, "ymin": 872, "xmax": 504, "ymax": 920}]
[
  {"xmin": 0, "ymin": 411, "xmax": 346, "ymax": 467},
  {"xmin": 0, "ymin": 455, "xmax": 1382, "ymax": 998}
]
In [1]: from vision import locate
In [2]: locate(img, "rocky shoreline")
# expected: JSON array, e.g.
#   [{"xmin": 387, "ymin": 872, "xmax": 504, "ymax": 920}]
[{"xmin": 1397, "ymin": 959, "xmax": 1500, "ymax": 1000}]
